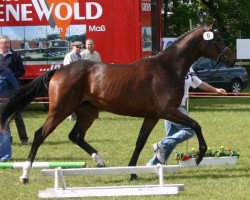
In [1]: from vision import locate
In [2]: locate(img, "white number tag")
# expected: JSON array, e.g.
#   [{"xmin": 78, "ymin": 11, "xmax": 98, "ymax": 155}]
[{"xmin": 203, "ymin": 31, "xmax": 214, "ymax": 40}]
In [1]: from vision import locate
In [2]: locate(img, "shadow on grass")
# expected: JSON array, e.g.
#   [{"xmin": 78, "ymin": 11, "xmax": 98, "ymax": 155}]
[
  {"xmin": 190, "ymin": 97, "xmax": 250, "ymax": 112},
  {"xmin": 12, "ymin": 138, "xmax": 115, "ymax": 146},
  {"xmin": 191, "ymin": 107, "xmax": 250, "ymax": 112},
  {"xmin": 11, "ymin": 157, "xmax": 88, "ymax": 162},
  {"xmin": 87, "ymin": 166, "xmax": 250, "ymax": 184},
  {"xmin": 166, "ymin": 166, "xmax": 250, "ymax": 180}
]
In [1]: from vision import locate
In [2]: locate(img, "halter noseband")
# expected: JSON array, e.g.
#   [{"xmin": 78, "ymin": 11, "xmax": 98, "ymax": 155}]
[
  {"xmin": 190, "ymin": 46, "xmax": 230, "ymax": 78},
  {"xmin": 215, "ymin": 46, "xmax": 230, "ymax": 65}
]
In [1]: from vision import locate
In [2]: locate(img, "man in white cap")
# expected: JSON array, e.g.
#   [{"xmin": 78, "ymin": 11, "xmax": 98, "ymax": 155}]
[
  {"xmin": 81, "ymin": 38, "xmax": 102, "ymax": 62},
  {"xmin": 63, "ymin": 41, "xmax": 83, "ymax": 66},
  {"xmin": 63, "ymin": 41, "xmax": 83, "ymax": 121}
]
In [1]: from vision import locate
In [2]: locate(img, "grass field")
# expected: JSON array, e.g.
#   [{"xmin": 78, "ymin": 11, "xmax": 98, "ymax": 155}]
[{"xmin": 0, "ymin": 97, "xmax": 250, "ymax": 199}]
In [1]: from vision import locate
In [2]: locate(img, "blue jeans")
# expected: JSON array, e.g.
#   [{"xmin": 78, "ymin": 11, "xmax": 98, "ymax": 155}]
[
  {"xmin": 147, "ymin": 106, "xmax": 195, "ymax": 165},
  {"xmin": 0, "ymin": 132, "xmax": 12, "ymax": 162}
]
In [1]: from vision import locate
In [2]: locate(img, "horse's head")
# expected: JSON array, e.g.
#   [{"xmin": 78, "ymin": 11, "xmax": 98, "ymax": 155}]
[{"xmin": 200, "ymin": 25, "xmax": 235, "ymax": 67}]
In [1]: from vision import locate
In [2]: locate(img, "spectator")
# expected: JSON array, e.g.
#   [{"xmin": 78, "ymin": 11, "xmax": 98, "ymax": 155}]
[
  {"xmin": 147, "ymin": 67, "xmax": 226, "ymax": 166},
  {"xmin": 63, "ymin": 41, "xmax": 83, "ymax": 66},
  {"xmin": 0, "ymin": 35, "xmax": 28, "ymax": 145},
  {"xmin": 63, "ymin": 41, "xmax": 83, "ymax": 121},
  {"xmin": 0, "ymin": 67, "xmax": 19, "ymax": 161},
  {"xmin": 81, "ymin": 39, "xmax": 102, "ymax": 62}
]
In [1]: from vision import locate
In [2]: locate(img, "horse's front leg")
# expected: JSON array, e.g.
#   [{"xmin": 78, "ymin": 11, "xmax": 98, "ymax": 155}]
[
  {"xmin": 19, "ymin": 127, "xmax": 45, "ymax": 183},
  {"xmin": 20, "ymin": 115, "xmax": 62, "ymax": 183},
  {"xmin": 128, "ymin": 118, "xmax": 159, "ymax": 180},
  {"xmin": 181, "ymin": 113, "xmax": 207, "ymax": 165},
  {"xmin": 193, "ymin": 122, "xmax": 207, "ymax": 165},
  {"xmin": 165, "ymin": 109, "xmax": 207, "ymax": 165}
]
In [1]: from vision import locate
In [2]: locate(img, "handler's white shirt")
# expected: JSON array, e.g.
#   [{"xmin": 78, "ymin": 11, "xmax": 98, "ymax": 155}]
[
  {"xmin": 80, "ymin": 49, "xmax": 102, "ymax": 62},
  {"xmin": 181, "ymin": 67, "xmax": 202, "ymax": 106}
]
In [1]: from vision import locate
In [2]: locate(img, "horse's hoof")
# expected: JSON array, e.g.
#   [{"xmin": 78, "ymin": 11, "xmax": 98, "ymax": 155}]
[
  {"xmin": 195, "ymin": 154, "xmax": 203, "ymax": 165},
  {"xmin": 130, "ymin": 174, "xmax": 138, "ymax": 181},
  {"xmin": 195, "ymin": 149, "xmax": 206, "ymax": 165},
  {"xmin": 19, "ymin": 177, "xmax": 29, "ymax": 184}
]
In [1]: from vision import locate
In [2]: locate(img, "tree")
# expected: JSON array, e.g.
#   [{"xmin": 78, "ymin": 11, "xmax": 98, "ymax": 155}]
[
  {"xmin": 162, "ymin": 0, "xmax": 169, "ymax": 36},
  {"xmin": 161, "ymin": 0, "xmax": 250, "ymax": 49},
  {"xmin": 200, "ymin": 0, "xmax": 250, "ymax": 48}
]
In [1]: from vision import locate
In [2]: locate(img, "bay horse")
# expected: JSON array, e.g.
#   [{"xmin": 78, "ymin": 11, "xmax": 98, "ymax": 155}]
[{"xmin": 1, "ymin": 25, "xmax": 235, "ymax": 183}]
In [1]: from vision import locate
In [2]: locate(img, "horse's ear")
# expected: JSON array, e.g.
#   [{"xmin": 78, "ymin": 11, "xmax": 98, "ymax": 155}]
[
  {"xmin": 211, "ymin": 20, "xmax": 218, "ymax": 30},
  {"xmin": 206, "ymin": 21, "xmax": 216, "ymax": 32},
  {"xmin": 204, "ymin": 23, "xmax": 209, "ymax": 31}
]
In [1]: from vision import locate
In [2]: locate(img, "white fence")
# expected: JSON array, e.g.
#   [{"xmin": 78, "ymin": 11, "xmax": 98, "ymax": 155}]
[{"xmin": 39, "ymin": 165, "xmax": 184, "ymax": 198}]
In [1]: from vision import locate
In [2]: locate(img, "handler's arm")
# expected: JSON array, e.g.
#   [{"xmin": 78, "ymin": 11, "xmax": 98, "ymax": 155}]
[{"xmin": 198, "ymin": 82, "xmax": 226, "ymax": 94}]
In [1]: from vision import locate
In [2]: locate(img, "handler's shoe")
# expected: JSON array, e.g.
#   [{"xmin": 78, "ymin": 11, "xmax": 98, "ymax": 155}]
[
  {"xmin": 146, "ymin": 156, "xmax": 163, "ymax": 166},
  {"xmin": 0, "ymin": 155, "xmax": 11, "ymax": 162},
  {"xmin": 153, "ymin": 143, "xmax": 166, "ymax": 164}
]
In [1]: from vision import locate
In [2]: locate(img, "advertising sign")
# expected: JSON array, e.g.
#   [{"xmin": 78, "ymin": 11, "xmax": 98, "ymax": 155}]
[
  {"xmin": 0, "ymin": 0, "xmax": 161, "ymax": 81},
  {"xmin": 236, "ymin": 39, "xmax": 250, "ymax": 59}
]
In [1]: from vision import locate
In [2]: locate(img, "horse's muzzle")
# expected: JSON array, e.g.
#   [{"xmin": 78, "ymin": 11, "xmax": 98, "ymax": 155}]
[{"xmin": 226, "ymin": 57, "xmax": 236, "ymax": 67}]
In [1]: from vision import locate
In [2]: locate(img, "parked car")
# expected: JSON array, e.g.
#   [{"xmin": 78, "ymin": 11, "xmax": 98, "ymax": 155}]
[{"xmin": 190, "ymin": 57, "xmax": 248, "ymax": 94}]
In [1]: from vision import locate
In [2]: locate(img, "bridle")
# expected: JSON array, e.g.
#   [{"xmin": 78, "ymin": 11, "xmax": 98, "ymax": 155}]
[
  {"xmin": 215, "ymin": 46, "xmax": 230, "ymax": 65},
  {"xmin": 193, "ymin": 46, "xmax": 231, "ymax": 78}
]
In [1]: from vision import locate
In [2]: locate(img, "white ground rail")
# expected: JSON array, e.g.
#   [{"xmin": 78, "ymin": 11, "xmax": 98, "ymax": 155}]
[{"xmin": 39, "ymin": 164, "xmax": 184, "ymax": 198}]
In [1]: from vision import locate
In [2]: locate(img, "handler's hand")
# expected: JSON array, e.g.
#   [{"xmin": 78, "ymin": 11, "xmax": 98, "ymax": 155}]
[{"xmin": 215, "ymin": 88, "xmax": 226, "ymax": 94}]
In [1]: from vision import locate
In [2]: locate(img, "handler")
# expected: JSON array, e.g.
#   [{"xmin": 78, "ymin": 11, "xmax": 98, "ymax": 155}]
[{"xmin": 147, "ymin": 67, "xmax": 227, "ymax": 166}]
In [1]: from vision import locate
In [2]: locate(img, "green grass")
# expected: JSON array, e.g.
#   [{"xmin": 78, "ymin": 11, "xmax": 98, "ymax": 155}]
[{"xmin": 0, "ymin": 98, "xmax": 250, "ymax": 200}]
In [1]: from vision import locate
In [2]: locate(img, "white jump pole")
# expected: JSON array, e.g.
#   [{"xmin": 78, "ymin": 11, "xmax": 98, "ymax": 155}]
[{"xmin": 0, "ymin": 162, "xmax": 86, "ymax": 169}]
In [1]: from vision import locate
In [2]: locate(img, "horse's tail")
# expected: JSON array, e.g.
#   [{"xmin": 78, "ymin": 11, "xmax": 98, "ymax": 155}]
[{"xmin": 0, "ymin": 69, "xmax": 56, "ymax": 129}]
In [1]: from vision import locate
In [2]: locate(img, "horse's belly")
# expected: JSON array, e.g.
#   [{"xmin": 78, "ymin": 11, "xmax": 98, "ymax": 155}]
[{"xmin": 92, "ymin": 98, "xmax": 157, "ymax": 118}]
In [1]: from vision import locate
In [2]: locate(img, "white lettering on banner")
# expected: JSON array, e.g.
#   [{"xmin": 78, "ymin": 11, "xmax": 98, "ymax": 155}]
[
  {"xmin": 0, "ymin": 5, "xmax": 3, "ymax": 22},
  {"xmin": 39, "ymin": 64, "xmax": 61, "ymax": 72},
  {"xmin": 22, "ymin": 3, "xmax": 32, "ymax": 21},
  {"xmin": 34, "ymin": 26, "xmax": 85, "ymax": 35},
  {"xmin": 32, "ymin": 0, "xmax": 52, "ymax": 20},
  {"xmin": 5, "ymin": 4, "xmax": 19, "ymax": 21},
  {"xmin": 50, "ymin": 64, "xmax": 61, "ymax": 70},
  {"xmin": 89, "ymin": 25, "xmax": 106, "ymax": 32},
  {"xmin": 54, "ymin": 3, "xmax": 72, "ymax": 20},
  {"xmin": 0, "ymin": 0, "xmax": 103, "ymax": 22},
  {"xmin": 141, "ymin": 2, "xmax": 151, "ymax": 12},
  {"xmin": 86, "ymin": 2, "xmax": 102, "ymax": 19},
  {"xmin": 74, "ymin": 2, "xmax": 84, "ymax": 20}
]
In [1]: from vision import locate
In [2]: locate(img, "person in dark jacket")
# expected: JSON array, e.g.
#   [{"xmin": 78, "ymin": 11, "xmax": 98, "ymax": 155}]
[
  {"xmin": 0, "ymin": 67, "xmax": 19, "ymax": 161},
  {"xmin": 0, "ymin": 35, "xmax": 28, "ymax": 145}
]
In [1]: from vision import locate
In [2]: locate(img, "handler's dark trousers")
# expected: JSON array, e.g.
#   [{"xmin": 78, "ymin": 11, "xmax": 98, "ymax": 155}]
[{"xmin": 14, "ymin": 112, "xmax": 28, "ymax": 142}]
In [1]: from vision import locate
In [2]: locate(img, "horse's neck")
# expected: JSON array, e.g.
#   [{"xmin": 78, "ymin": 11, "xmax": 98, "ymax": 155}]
[{"xmin": 159, "ymin": 35, "xmax": 202, "ymax": 78}]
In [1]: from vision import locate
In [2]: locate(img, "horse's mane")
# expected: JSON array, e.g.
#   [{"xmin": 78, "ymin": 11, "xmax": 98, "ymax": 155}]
[{"xmin": 163, "ymin": 26, "xmax": 204, "ymax": 52}]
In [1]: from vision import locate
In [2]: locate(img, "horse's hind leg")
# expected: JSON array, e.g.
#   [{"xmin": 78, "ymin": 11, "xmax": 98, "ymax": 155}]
[
  {"xmin": 68, "ymin": 103, "xmax": 105, "ymax": 167},
  {"xmin": 128, "ymin": 118, "xmax": 159, "ymax": 180},
  {"xmin": 19, "ymin": 116, "xmax": 64, "ymax": 183}
]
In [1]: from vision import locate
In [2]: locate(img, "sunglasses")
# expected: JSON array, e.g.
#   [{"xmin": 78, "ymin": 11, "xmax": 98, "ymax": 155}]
[{"xmin": 75, "ymin": 46, "xmax": 81, "ymax": 48}]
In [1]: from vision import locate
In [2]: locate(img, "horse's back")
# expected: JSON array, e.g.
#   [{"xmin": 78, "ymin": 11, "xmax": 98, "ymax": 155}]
[
  {"xmin": 48, "ymin": 58, "xmax": 174, "ymax": 117},
  {"xmin": 83, "ymin": 59, "xmax": 168, "ymax": 116}
]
